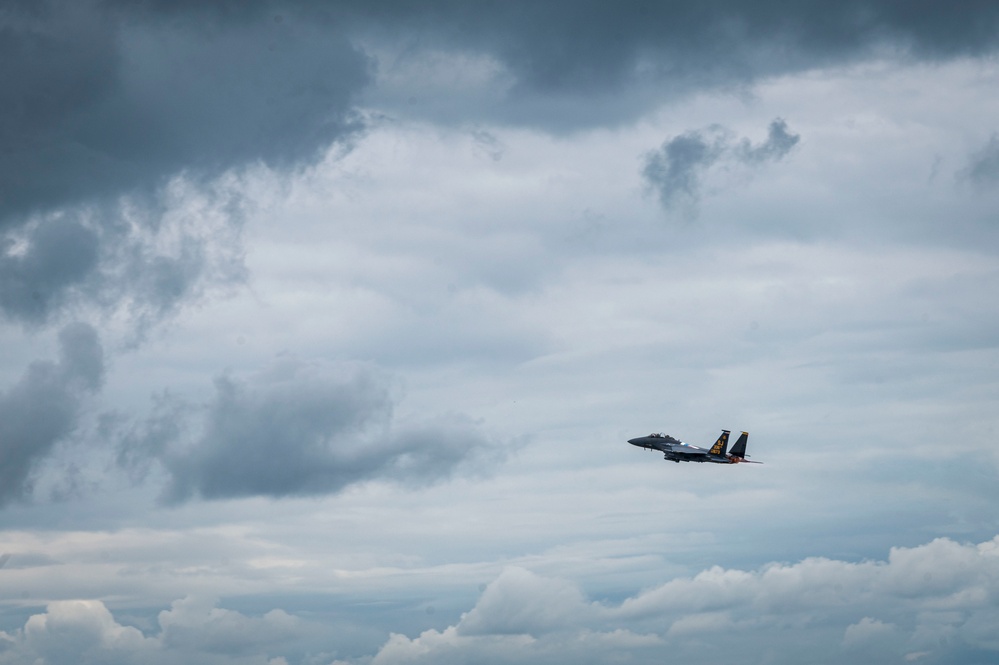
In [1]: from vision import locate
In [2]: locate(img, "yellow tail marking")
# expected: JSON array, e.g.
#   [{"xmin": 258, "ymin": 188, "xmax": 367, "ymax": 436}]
[{"xmin": 709, "ymin": 432, "xmax": 729, "ymax": 455}]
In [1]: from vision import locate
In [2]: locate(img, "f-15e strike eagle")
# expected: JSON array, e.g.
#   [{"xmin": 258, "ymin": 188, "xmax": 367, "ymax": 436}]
[{"xmin": 628, "ymin": 430, "xmax": 761, "ymax": 464}]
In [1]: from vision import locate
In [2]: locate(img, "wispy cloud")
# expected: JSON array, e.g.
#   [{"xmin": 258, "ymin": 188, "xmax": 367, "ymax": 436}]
[
  {"xmin": 961, "ymin": 134, "xmax": 999, "ymax": 186},
  {"xmin": 642, "ymin": 119, "xmax": 799, "ymax": 214}
]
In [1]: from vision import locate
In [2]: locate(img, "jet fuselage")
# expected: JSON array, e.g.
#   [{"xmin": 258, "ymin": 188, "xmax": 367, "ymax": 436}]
[{"xmin": 628, "ymin": 430, "xmax": 756, "ymax": 464}]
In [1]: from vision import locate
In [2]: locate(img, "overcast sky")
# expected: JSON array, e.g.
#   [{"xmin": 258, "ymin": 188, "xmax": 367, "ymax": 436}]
[{"xmin": 2, "ymin": 1, "xmax": 999, "ymax": 663}]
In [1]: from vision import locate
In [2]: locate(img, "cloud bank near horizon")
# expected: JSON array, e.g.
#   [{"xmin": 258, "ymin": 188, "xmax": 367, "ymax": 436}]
[{"xmin": 1, "ymin": 534, "xmax": 995, "ymax": 664}]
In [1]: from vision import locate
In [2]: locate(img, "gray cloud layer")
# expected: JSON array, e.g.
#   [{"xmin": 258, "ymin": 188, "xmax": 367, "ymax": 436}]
[
  {"xmin": 117, "ymin": 358, "xmax": 500, "ymax": 501},
  {"xmin": 0, "ymin": 323, "xmax": 103, "ymax": 506}
]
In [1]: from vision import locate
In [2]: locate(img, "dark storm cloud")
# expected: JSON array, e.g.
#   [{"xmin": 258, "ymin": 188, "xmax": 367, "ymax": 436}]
[
  {"xmin": 0, "ymin": 323, "xmax": 103, "ymax": 506},
  {"xmin": 0, "ymin": 0, "xmax": 370, "ymax": 226},
  {"xmin": 2, "ymin": 0, "xmax": 996, "ymax": 225},
  {"xmin": 643, "ymin": 119, "xmax": 799, "ymax": 211},
  {"xmin": 0, "ymin": 218, "xmax": 100, "ymax": 325},
  {"xmin": 117, "ymin": 359, "xmax": 500, "ymax": 501},
  {"xmin": 343, "ymin": 0, "xmax": 999, "ymax": 128},
  {"xmin": 0, "ymin": 1, "xmax": 368, "ymax": 330}
]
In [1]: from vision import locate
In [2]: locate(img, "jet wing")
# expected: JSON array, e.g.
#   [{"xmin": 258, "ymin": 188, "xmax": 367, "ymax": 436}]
[{"xmin": 670, "ymin": 446, "xmax": 709, "ymax": 458}]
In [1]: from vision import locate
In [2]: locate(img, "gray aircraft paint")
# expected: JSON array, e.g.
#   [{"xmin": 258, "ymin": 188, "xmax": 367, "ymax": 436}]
[{"xmin": 628, "ymin": 430, "xmax": 759, "ymax": 464}]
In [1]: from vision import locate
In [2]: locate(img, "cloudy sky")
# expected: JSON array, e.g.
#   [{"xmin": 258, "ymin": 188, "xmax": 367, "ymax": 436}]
[{"xmin": 2, "ymin": 1, "xmax": 999, "ymax": 663}]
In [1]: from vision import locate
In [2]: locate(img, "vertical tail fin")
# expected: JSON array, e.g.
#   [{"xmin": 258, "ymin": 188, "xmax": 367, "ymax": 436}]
[
  {"xmin": 729, "ymin": 431, "xmax": 749, "ymax": 458},
  {"xmin": 708, "ymin": 430, "xmax": 730, "ymax": 456}
]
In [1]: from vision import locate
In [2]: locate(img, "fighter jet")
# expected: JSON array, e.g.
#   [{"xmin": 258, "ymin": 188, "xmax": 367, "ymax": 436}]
[{"xmin": 628, "ymin": 430, "xmax": 761, "ymax": 464}]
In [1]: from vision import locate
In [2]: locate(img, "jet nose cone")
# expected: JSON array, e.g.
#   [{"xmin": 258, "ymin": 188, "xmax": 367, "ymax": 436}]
[{"xmin": 628, "ymin": 438, "xmax": 641, "ymax": 445}]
